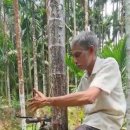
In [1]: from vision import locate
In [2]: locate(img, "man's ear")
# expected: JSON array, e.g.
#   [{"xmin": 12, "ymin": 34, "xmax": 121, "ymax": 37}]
[{"xmin": 88, "ymin": 46, "xmax": 95, "ymax": 54}]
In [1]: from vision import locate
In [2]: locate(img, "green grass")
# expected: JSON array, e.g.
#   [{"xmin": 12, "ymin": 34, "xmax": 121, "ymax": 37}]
[{"xmin": 26, "ymin": 124, "xmax": 39, "ymax": 130}]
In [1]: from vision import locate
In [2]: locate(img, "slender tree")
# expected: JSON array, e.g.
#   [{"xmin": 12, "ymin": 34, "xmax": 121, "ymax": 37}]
[
  {"xmin": 73, "ymin": 0, "xmax": 76, "ymax": 36},
  {"xmin": 46, "ymin": 0, "xmax": 68, "ymax": 129},
  {"xmin": 73, "ymin": 0, "xmax": 78, "ymax": 87},
  {"xmin": 32, "ymin": 1, "xmax": 38, "ymax": 91},
  {"xmin": 120, "ymin": 0, "xmax": 125, "ymax": 37},
  {"xmin": 41, "ymin": 1, "xmax": 46, "ymax": 95},
  {"xmin": 84, "ymin": 0, "xmax": 88, "ymax": 30},
  {"xmin": 125, "ymin": 0, "xmax": 130, "ymax": 129},
  {"xmin": 31, "ymin": 2, "xmax": 40, "ymax": 128},
  {"xmin": 13, "ymin": 0, "xmax": 26, "ymax": 129}
]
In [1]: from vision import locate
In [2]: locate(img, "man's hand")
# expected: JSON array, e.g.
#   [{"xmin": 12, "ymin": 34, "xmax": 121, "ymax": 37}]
[{"xmin": 28, "ymin": 88, "xmax": 47, "ymax": 113}]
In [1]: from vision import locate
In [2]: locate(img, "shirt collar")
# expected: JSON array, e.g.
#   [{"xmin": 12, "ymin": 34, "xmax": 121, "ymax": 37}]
[
  {"xmin": 85, "ymin": 57, "xmax": 103, "ymax": 77},
  {"xmin": 92, "ymin": 57, "xmax": 103, "ymax": 74}
]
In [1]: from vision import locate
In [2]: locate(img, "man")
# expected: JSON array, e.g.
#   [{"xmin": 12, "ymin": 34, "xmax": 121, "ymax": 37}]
[{"xmin": 28, "ymin": 31, "xmax": 126, "ymax": 130}]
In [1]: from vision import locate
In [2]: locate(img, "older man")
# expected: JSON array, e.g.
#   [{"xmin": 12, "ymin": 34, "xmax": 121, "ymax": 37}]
[{"xmin": 28, "ymin": 31, "xmax": 126, "ymax": 130}]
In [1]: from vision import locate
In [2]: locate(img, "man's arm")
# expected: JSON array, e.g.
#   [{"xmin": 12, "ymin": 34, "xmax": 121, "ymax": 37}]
[
  {"xmin": 46, "ymin": 87, "xmax": 102, "ymax": 107},
  {"xmin": 28, "ymin": 87, "xmax": 102, "ymax": 112}
]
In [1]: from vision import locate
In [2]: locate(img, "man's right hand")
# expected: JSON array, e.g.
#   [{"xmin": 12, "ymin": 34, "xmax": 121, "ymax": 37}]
[{"xmin": 27, "ymin": 88, "xmax": 47, "ymax": 113}]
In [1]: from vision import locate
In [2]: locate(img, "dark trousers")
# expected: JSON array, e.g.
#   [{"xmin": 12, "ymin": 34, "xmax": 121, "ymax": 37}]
[{"xmin": 75, "ymin": 125, "xmax": 100, "ymax": 130}]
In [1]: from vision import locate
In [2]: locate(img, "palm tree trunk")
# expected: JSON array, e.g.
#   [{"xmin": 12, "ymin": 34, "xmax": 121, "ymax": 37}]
[
  {"xmin": 73, "ymin": 0, "xmax": 78, "ymax": 88},
  {"xmin": 42, "ymin": 40, "xmax": 46, "ymax": 94},
  {"xmin": 0, "ymin": 0, "xmax": 3, "ymax": 21},
  {"xmin": 27, "ymin": 42, "xmax": 32, "ymax": 91},
  {"xmin": 125, "ymin": 0, "xmax": 130, "ymax": 129},
  {"xmin": 13, "ymin": 0, "xmax": 26, "ymax": 129},
  {"xmin": 73, "ymin": 0, "xmax": 76, "ymax": 35},
  {"xmin": 6, "ymin": 62, "xmax": 11, "ymax": 106},
  {"xmin": 47, "ymin": 0, "xmax": 68, "ymax": 129},
  {"xmin": 41, "ymin": 1, "xmax": 46, "ymax": 94},
  {"xmin": 121, "ymin": 0, "xmax": 125, "ymax": 37},
  {"xmin": 31, "ymin": 2, "xmax": 40, "ymax": 128},
  {"xmin": 32, "ymin": 2, "xmax": 38, "ymax": 91},
  {"xmin": 84, "ymin": 0, "xmax": 88, "ymax": 30}
]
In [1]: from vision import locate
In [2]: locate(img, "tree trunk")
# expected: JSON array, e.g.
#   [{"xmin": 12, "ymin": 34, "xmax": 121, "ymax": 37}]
[
  {"xmin": 42, "ymin": 42, "xmax": 46, "ymax": 95},
  {"xmin": 125, "ymin": 0, "xmax": 130, "ymax": 129},
  {"xmin": 27, "ymin": 43, "xmax": 32, "ymax": 92},
  {"xmin": 41, "ymin": 1, "xmax": 46, "ymax": 94},
  {"xmin": 13, "ymin": 0, "xmax": 26, "ymax": 129},
  {"xmin": 32, "ymin": 2, "xmax": 38, "ymax": 91},
  {"xmin": 84, "ymin": 0, "xmax": 88, "ymax": 30},
  {"xmin": 0, "ymin": 0, "xmax": 3, "ymax": 21},
  {"xmin": 31, "ymin": 2, "xmax": 40, "ymax": 128},
  {"xmin": 73, "ymin": 0, "xmax": 76, "ymax": 35},
  {"xmin": 47, "ymin": 0, "xmax": 68, "ymax": 129},
  {"xmin": 121, "ymin": 0, "xmax": 125, "ymax": 37},
  {"xmin": 73, "ymin": 0, "xmax": 78, "ymax": 88},
  {"xmin": 45, "ymin": 63, "xmax": 50, "ymax": 96},
  {"xmin": 6, "ymin": 62, "xmax": 11, "ymax": 106}
]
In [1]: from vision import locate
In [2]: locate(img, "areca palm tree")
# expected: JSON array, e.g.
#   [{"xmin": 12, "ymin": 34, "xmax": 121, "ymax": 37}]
[
  {"xmin": 47, "ymin": 0, "xmax": 68, "ymax": 129},
  {"xmin": 13, "ymin": 0, "xmax": 26, "ymax": 129},
  {"xmin": 125, "ymin": 0, "xmax": 130, "ymax": 129}
]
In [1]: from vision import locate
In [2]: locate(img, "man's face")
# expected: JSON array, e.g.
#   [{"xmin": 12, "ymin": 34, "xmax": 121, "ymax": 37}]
[{"xmin": 71, "ymin": 43, "xmax": 93, "ymax": 70}]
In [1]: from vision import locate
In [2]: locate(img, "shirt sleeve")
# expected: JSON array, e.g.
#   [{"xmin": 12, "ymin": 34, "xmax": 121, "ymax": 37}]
[{"xmin": 89, "ymin": 58, "xmax": 121, "ymax": 94}]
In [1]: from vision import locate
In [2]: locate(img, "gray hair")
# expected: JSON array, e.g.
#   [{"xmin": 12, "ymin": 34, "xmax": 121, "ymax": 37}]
[{"xmin": 71, "ymin": 31, "xmax": 99, "ymax": 52}]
